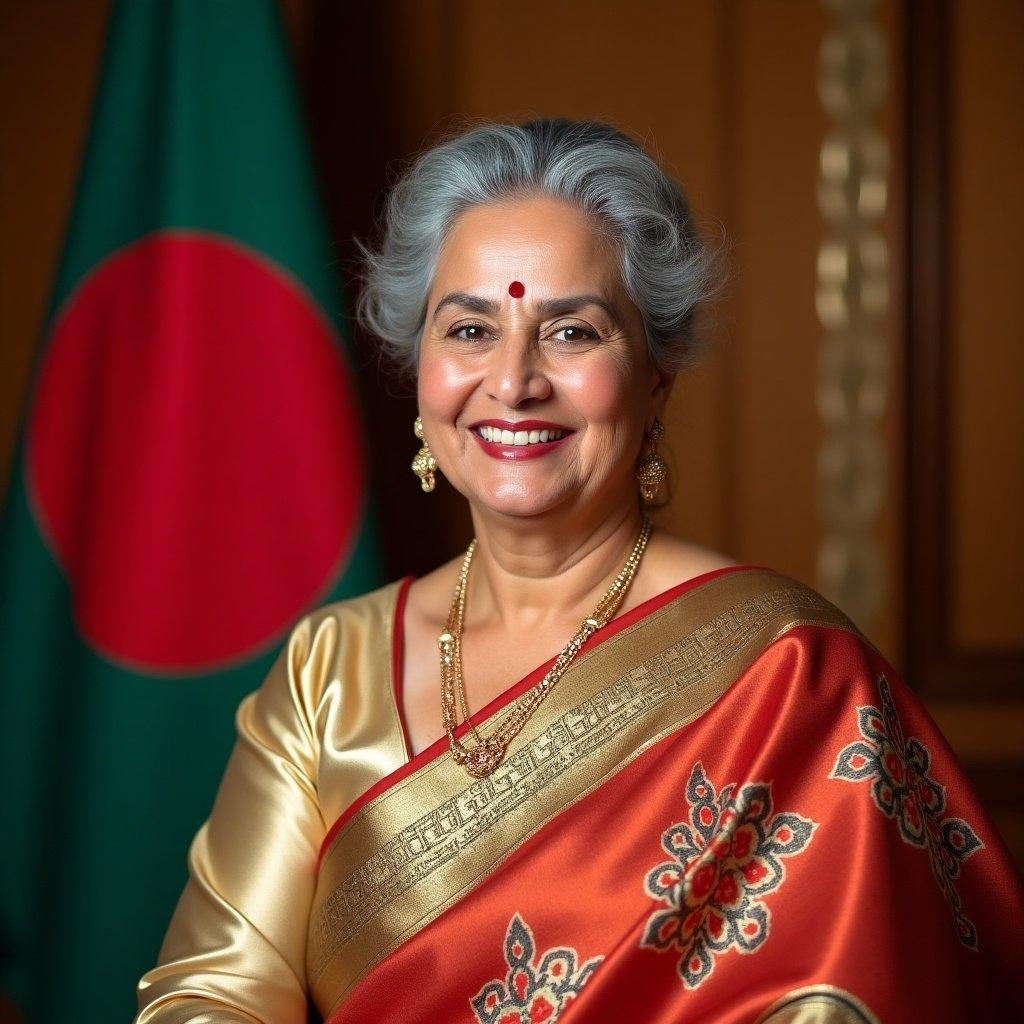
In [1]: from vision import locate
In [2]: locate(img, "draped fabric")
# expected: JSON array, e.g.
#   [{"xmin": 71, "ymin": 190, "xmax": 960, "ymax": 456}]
[{"xmin": 135, "ymin": 567, "xmax": 1024, "ymax": 1023}]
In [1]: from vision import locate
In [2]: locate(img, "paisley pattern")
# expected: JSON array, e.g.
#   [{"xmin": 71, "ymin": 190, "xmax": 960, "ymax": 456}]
[
  {"xmin": 830, "ymin": 672, "xmax": 984, "ymax": 949},
  {"xmin": 641, "ymin": 761, "xmax": 817, "ymax": 988},
  {"xmin": 470, "ymin": 913, "xmax": 603, "ymax": 1023}
]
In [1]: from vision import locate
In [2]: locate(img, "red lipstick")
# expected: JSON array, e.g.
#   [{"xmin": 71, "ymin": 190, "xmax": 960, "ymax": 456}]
[{"xmin": 468, "ymin": 419, "xmax": 575, "ymax": 461}]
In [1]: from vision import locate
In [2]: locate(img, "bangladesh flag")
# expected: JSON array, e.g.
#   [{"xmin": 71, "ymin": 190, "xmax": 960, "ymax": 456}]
[{"xmin": 0, "ymin": 2, "xmax": 381, "ymax": 1020}]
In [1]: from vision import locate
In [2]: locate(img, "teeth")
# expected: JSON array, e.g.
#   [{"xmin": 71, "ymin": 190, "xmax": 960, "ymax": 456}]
[{"xmin": 476, "ymin": 426, "xmax": 567, "ymax": 445}]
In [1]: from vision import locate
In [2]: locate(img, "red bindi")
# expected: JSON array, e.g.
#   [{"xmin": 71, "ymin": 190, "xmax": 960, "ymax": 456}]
[{"xmin": 508, "ymin": 280, "xmax": 525, "ymax": 298}]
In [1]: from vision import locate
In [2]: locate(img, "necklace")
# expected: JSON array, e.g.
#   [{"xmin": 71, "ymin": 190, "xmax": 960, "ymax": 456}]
[{"xmin": 438, "ymin": 515, "xmax": 653, "ymax": 778}]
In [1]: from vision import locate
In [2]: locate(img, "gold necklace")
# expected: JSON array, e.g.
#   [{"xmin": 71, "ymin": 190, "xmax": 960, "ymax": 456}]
[{"xmin": 438, "ymin": 515, "xmax": 653, "ymax": 778}]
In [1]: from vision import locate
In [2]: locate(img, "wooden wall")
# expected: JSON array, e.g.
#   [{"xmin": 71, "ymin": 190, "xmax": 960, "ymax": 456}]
[
  {"xmin": 1, "ymin": 0, "xmax": 1020, "ymax": 862},
  {"xmin": 903, "ymin": 0, "xmax": 1024, "ymax": 862}
]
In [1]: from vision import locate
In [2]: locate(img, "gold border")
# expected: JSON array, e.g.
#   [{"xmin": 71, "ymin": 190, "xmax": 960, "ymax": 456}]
[
  {"xmin": 308, "ymin": 569, "xmax": 861, "ymax": 1015},
  {"xmin": 754, "ymin": 984, "xmax": 881, "ymax": 1024}
]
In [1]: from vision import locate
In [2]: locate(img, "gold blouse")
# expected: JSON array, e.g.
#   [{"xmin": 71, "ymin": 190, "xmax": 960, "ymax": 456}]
[{"xmin": 133, "ymin": 578, "xmax": 412, "ymax": 1023}]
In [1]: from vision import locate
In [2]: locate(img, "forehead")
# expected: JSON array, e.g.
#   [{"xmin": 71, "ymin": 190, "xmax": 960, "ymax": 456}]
[{"xmin": 433, "ymin": 195, "xmax": 619, "ymax": 294}]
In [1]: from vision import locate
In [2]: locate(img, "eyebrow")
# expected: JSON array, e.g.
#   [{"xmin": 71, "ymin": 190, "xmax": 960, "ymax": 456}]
[{"xmin": 430, "ymin": 291, "xmax": 620, "ymax": 324}]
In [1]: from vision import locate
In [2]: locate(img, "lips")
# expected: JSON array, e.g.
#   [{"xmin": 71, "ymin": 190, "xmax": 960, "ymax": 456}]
[{"xmin": 468, "ymin": 419, "xmax": 574, "ymax": 461}]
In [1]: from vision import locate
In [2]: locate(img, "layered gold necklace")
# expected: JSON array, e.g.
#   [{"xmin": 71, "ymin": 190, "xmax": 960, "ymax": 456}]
[{"xmin": 438, "ymin": 515, "xmax": 653, "ymax": 778}]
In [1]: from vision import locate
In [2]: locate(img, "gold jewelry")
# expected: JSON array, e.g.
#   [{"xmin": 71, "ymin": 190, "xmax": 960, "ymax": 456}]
[
  {"xmin": 411, "ymin": 416, "xmax": 438, "ymax": 492},
  {"xmin": 636, "ymin": 416, "xmax": 668, "ymax": 504},
  {"xmin": 438, "ymin": 515, "xmax": 653, "ymax": 778}
]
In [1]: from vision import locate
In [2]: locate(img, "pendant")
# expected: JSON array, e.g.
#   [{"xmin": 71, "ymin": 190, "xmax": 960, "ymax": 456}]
[{"xmin": 457, "ymin": 737, "xmax": 507, "ymax": 778}]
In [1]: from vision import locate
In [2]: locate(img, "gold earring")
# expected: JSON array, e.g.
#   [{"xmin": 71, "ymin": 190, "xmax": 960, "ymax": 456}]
[
  {"xmin": 411, "ymin": 416, "xmax": 438, "ymax": 492},
  {"xmin": 636, "ymin": 416, "xmax": 668, "ymax": 504}
]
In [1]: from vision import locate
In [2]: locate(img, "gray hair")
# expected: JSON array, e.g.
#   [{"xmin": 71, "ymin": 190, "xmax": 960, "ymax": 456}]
[{"xmin": 354, "ymin": 117, "xmax": 727, "ymax": 380}]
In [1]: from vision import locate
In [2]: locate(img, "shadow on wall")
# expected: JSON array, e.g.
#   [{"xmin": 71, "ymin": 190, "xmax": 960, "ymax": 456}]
[{"xmin": 292, "ymin": 0, "xmax": 473, "ymax": 582}]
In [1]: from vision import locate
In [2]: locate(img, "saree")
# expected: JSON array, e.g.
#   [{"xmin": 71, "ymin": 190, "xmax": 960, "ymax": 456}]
[{"xmin": 135, "ymin": 565, "xmax": 1023, "ymax": 1023}]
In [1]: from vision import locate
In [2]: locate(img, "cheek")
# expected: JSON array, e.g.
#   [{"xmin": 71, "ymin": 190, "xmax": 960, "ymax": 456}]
[
  {"xmin": 417, "ymin": 353, "xmax": 478, "ymax": 420},
  {"xmin": 559, "ymin": 354, "xmax": 639, "ymax": 425}
]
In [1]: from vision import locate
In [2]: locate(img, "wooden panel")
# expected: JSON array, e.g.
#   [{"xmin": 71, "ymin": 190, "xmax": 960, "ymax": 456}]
[
  {"xmin": 905, "ymin": 0, "xmax": 1024, "ymax": 868},
  {"xmin": 730, "ymin": 2, "xmax": 828, "ymax": 584},
  {"xmin": 948, "ymin": 0, "xmax": 1024, "ymax": 649},
  {"xmin": 905, "ymin": 0, "xmax": 1024, "ymax": 697},
  {"xmin": 877, "ymin": 0, "xmax": 908, "ymax": 669}
]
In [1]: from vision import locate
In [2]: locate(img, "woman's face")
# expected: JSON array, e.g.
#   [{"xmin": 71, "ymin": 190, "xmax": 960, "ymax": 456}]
[{"xmin": 417, "ymin": 194, "xmax": 672, "ymax": 520}]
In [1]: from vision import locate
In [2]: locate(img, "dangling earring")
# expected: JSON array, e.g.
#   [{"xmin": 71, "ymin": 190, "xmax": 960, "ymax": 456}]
[
  {"xmin": 411, "ymin": 416, "xmax": 438, "ymax": 492},
  {"xmin": 636, "ymin": 416, "xmax": 668, "ymax": 504}
]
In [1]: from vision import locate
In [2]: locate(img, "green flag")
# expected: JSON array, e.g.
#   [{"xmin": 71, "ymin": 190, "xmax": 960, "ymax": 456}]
[{"xmin": 0, "ymin": 2, "xmax": 380, "ymax": 1019}]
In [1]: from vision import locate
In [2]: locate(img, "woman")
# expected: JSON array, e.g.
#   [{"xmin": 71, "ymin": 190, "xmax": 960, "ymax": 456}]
[{"xmin": 134, "ymin": 119, "xmax": 1022, "ymax": 1023}]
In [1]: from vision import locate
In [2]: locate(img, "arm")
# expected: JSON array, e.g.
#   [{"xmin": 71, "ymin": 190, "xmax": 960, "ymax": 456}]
[{"xmin": 134, "ymin": 610, "xmax": 338, "ymax": 1023}]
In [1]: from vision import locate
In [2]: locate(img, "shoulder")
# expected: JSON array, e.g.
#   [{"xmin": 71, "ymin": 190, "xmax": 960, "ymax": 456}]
[
  {"xmin": 274, "ymin": 576, "xmax": 410, "ymax": 679},
  {"xmin": 649, "ymin": 547, "xmax": 872, "ymax": 669},
  {"xmin": 636, "ymin": 528, "xmax": 741, "ymax": 601},
  {"xmin": 298, "ymin": 576, "xmax": 408, "ymax": 633},
  {"xmin": 709, "ymin": 566, "xmax": 891, "ymax": 714},
  {"xmin": 245, "ymin": 577, "xmax": 411, "ymax": 722},
  {"xmin": 729, "ymin": 564, "xmax": 868, "ymax": 652}
]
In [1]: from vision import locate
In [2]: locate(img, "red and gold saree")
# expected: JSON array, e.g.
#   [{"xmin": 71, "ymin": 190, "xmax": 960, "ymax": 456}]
[{"xmin": 135, "ymin": 566, "xmax": 1023, "ymax": 1024}]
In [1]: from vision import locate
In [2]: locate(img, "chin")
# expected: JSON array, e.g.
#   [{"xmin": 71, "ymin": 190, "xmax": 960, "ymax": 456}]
[{"xmin": 470, "ymin": 479, "xmax": 568, "ymax": 519}]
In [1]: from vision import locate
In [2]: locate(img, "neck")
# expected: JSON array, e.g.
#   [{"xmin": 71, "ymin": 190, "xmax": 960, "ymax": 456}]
[{"xmin": 463, "ymin": 494, "xmax": 647, "ymax": 632}]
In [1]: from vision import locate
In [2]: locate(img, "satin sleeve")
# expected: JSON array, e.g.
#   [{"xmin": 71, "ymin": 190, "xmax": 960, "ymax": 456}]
[{"xmin": 134, "ymin": 610, "xmax": 336, "ymax": 1023}]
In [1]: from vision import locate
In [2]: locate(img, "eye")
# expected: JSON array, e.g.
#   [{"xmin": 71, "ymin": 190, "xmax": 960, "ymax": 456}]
[
  {"xmin": 447, "ymin": 323, "xmax": 492, "ymax": 341},
  {"xmin": 550, "ymin": 323, "xmax": 599, "ymax": 344}
]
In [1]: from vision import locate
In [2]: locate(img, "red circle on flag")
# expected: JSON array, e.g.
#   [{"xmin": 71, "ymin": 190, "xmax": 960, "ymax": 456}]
[{"xmin": 26, "ymin": 231, "xmax": 365, "ymax": 672}]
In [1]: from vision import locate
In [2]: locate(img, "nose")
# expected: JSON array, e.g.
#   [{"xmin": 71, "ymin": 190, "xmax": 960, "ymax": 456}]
[{"xmin": 483, "ymin": 334, "xmax": 551, "ymax": 407}]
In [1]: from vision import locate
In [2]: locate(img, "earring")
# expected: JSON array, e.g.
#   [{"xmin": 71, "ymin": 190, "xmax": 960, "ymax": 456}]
[
  {"xmin": 411, "ymin": 416, "xmax": 438, "ymax": 492},
  {"xmin": 636, "ymin": 417, "xmax": 668, "ymax": 504}
]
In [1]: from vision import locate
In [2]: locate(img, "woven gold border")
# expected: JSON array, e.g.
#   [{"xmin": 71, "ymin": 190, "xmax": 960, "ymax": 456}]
[{"xmin": 308, "ymin": 569, "xmax": 861, "ymax": 1016}]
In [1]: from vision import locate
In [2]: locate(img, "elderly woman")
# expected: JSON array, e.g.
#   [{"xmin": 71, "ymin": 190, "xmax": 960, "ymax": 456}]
[{"xmin": 135, "ymin": 119, "xmax": 1021, "ymax": 1024}]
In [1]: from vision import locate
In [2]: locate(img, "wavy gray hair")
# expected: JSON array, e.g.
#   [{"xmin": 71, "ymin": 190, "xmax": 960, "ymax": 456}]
[{"xmin": 354, "ymin": 117, "xmax": 727, "ymax": 380}]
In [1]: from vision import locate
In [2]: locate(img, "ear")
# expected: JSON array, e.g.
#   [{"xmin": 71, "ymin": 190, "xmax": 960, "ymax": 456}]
[{"xmin": 648, "ymin": 361, "xmax": 676, "ymax": 426}]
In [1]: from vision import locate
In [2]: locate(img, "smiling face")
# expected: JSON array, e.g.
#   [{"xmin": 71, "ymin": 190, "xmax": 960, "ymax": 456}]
[{"xmin": 417, "ymin": 193, "xmax": 673, "ymax": 521}]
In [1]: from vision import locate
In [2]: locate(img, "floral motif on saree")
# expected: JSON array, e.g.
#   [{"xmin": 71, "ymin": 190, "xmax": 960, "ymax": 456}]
[
  {"xmin": 640, "ymin": 761, "xmax": 817, "ymax": 989},
  {"xmin": 469, "ymin": 913, "xmax": 603, "ymax": 1024},
  {"xmin": 829, "ymin": 672, "xmax": 985, "ymax": 950}
]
